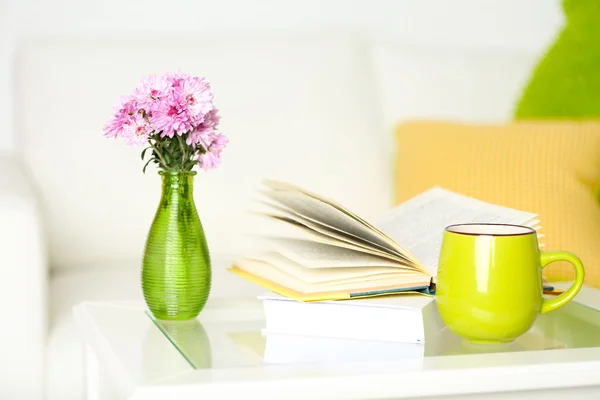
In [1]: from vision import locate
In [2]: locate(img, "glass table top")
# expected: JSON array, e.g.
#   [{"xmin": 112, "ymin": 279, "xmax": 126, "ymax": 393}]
[{"xmin": 147, "ymin": 298, "xmax": 600, "ymax": 370}]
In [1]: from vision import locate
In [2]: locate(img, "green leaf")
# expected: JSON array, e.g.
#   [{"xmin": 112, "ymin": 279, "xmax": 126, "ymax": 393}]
[
  {"xmin": 140, "ymin": 146, "xmax": 152, "ymax": 160},
  {"xmin": 142, "ymin": 158, "xmax": 154, "ymax": 174}
]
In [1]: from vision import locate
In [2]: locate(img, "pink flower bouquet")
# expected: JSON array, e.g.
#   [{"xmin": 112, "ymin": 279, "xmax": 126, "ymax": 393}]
[{"xmin": 104, "ymin": 71, "xmax": 228, "ymax": 172}]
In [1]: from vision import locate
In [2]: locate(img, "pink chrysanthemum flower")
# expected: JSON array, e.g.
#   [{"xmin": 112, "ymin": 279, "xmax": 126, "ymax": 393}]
[
  {"xmin": 181, "ymin": 76, "xmax": 214, "ymax": 120},
  {"xmin": 165, "ymin": 71, "xmax": 189, "ymax": 89},
  {"xmin": 135, "ymin": 74, "xmax": 171, "ymax": 111},
  {"xmin": 150, "ymin": 91, "xmax": 195, "ymax": 138},
  {"xmin": 198, "ymin": 132, "xmax": 229, "ymax": 171},
  {"xmin": 122, "ymin": 113, "xmax": 152, "ymax": 146},
  {"xmin": 103, "ymin": 71, "xmax": 228, "ymax": 173},
  {"xmin": 198, "ymin": 152, "xmax": 221, "ymax": 171},
  {"xmin": 103, "ymin": 96, "xmax": 137, "ymax": 138},
  {"xmin": 187, "ymin": 108, "xmax": 220, "ymax": 147},
  {"xmin": 209, "ymin": 132, "xmax": 229, "ymax": 153}
]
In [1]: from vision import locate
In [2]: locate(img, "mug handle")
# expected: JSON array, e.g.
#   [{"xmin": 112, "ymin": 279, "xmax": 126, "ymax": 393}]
[{"xmin": 540, "ymin": 251, "xmax": 585, "ymax": 314}]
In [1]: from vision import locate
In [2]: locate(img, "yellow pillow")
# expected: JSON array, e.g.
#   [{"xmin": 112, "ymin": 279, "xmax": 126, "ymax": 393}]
[{"xmin": 394, "ymin": 120, "xmax": 600, "ymax": 288}]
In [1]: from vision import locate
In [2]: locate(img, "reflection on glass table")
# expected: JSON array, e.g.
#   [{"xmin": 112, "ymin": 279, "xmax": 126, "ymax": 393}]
[{"xmin": 148, "ymin": 298, "xmax": 600, "ymax": 370}]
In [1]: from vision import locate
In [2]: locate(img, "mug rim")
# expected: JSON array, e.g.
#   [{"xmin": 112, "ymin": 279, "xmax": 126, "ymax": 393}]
[{"xmin": 445, "ymin": 223, "xmax": 535, "ymax": 237}]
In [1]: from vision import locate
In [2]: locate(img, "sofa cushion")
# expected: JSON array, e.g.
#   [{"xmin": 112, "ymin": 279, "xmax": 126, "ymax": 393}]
[
  {"xmin": 515, "ymin": 0, "xmax": 600, "ymax": 119},
  {"xmin": 394, "ymin": 120, "xmax": 600, "ymax": 288},
  {"xmin": 16, "ymin": 35, "xmax": 388, "ymax": 271}
]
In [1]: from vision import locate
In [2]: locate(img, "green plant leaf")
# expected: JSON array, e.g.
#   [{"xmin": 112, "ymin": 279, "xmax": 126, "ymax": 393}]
[
  {"xmin": 141, "ymin": 146, "xmax": 152, "ymax": 160},
  {"xmin": 142, "ymin": 158, "xmax": 154, "ymax": 174}
]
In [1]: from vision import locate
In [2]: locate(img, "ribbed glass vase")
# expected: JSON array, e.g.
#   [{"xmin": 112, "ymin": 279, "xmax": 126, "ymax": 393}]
[{"xmin": 142, "ymin": 170, "xmax": 211, "ymax": 321}]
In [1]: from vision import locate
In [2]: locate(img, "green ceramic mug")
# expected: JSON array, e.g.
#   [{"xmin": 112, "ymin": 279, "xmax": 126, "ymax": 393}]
[{"xmin": 436, "ymin": 223, "xmax": 585, "ymax": 344}]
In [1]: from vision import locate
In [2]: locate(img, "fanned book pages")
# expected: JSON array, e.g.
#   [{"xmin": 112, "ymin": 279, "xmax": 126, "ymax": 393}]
[{"xmin": 229, "ymin": 179, "xmax": 541, "ymax": 301}]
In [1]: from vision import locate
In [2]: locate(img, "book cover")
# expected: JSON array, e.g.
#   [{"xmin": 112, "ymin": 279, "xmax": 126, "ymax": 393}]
[{"xmin": 259, "ymin": 292, "xmax": 444, "ymax": 343}]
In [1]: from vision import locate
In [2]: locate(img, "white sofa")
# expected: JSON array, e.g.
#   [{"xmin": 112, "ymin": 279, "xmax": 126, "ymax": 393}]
[{"xmin": 1, "ymin": 1, "xmax": 564, "ymax": 398}]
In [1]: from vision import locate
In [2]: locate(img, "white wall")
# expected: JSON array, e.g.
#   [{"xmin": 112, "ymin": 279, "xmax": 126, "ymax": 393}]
[
  {"xmin": 1, "ymin": 0, "xmax": 564, "ymax": 152},
  {"xmin": 1, "ymin": 0, "xmax": 17, "ymax": 152}
]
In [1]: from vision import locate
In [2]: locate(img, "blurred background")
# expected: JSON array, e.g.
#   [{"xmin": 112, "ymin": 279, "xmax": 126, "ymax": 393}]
[{"xmin": 3, "ymin": 0, "xmax": 600, "ymax": 399}]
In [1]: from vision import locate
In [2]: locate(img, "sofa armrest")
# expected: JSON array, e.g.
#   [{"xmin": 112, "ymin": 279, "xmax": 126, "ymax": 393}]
[{"xmin": 0, "ymin": 154, "xmax": 47, "ymax": 399}]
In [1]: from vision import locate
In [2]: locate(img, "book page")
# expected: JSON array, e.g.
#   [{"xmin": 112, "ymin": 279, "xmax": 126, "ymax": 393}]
[
  {"xmin": 262, "ymin": 179, "xmax": 389, "ymax": 234},
  {"xmin": 255, "ymin": 199, "xmax": 409, "ymax": 259},
  {"xmin": 261, "ymin": 180, "xmax": 420, "ymax": 265},
  {"xmin": 233, "ymin": 258, "xmax": 431, "ymax": 294},
  {"xmin": 376, "ymin": 187, "xmax": 538, "ymax": 276},
  {"xmin": 253, "ymin": 207, "xmax": 412, "ymax": 263},
  {"xmin": 250, "ymin": 252, "xmax": 415, "ymax": 284},
  {"xmin": 260, "ymin": 190, "xmax": 406, "ymax": 257},
  {"xmin": 263, "ymin": 237, "xmax": 414, "ymax": 269},
  {"xmin": 257, "ymin": 215, "xmax": 408, "ymax": 262}
]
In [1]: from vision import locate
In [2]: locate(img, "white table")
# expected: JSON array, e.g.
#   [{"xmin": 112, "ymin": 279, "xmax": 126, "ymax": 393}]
[{"xmin": 74, "ymin": 283, "xmax": 600, "ymax": 400}]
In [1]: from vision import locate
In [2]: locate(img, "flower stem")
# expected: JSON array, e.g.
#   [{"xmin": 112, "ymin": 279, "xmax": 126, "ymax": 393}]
[
  {"xmin": 162, "ymin": 144, "xmax": 175, "ymax": 162},
  {"xmin": 150, "ymin": 141, "xmax": 168, "ymax": 169},
  {"xmin": 177, "ymin": 134, "xmax": 187, "ymax": 170}
]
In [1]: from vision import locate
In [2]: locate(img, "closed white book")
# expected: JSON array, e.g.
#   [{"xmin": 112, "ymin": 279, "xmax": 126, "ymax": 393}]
[
  {"xmin": 263, "ymin": 333, "xmax": 425, "ymax": 365},
  {"xmin": 259, "ymin": 292, "xmax": 444, "ymax": 343}
]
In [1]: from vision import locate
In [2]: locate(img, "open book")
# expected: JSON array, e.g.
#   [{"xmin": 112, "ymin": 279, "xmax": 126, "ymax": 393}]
[{"xmin": 229, "ymin": 179, "xmax": 541, "ymax": 301}]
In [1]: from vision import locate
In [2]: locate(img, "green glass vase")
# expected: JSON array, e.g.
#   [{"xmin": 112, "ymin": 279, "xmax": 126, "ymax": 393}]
[{"xmin": 142, "ymin": 170, "xmax": 211, "ymax": 321}]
